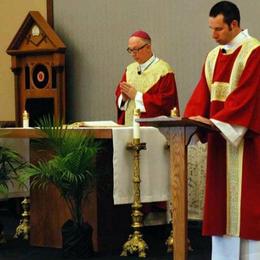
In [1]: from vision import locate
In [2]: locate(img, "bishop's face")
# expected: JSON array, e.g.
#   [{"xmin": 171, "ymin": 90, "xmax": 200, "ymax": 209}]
[
  {"xmin": 127, "ymin": 36, "xmax": 152, "ymax": 64},
  {"xmin": 209, "ymin": 14, "xmax": 237, "ymax": 45}
]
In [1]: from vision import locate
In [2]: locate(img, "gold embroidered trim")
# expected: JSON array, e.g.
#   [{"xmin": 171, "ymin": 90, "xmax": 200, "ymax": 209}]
[
  {"xmin": 210, "ymin": 82, "xmax": 231, "ymax": 102},
  {"xmin": 226, "ymin": 140, "xmax": 244, "ymax": 236},
  {"xmin": 205, "ymin": 46, "xmax": 220, "ymax": 90},
  {"xmin": 205, "ymin": 38, "xmax": 259, "ymax": 235},
  {"xmin": 125, "ymin": 60, "xmax": 173, "ymax": 125},
  {"xmin": 230, "ymin": 38, "xmax": 260, "ymax": 90},
  {"xmin": 205, "ymin": 38, "xmax": 260, "ymax": 94}
]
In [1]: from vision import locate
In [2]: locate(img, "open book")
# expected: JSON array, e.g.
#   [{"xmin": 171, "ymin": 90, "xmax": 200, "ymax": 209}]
[
  {"xmin": 69, "ymin": 121, "xmax": 120, "ymax": 128},
  {"xmin": 137, "ymin": 116, "xmax": 218, "ymax": 131}
]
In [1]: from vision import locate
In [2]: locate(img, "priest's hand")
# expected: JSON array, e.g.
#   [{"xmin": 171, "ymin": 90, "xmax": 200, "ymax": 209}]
[
  {"xmin": 189, "ymin": 115, "xmax": 213, "ymax": 126},
  {"xmin": 120, "ymin": 82, "xmax": 137, "ymax": 100}
]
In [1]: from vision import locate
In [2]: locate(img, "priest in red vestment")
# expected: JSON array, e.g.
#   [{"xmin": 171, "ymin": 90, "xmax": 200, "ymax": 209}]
[
  {"xmin": 184, "ymin": 1, "xmax": 260, "ymax": 259},
  {"xmin": 115, "ymin": 30, "xmax": 179, "ymax": 126}
]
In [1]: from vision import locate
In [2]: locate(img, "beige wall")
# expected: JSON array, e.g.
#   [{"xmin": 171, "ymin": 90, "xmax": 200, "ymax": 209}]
[
  {"xmin": 53, "ymin": 0, "xmax": 259, "ymax": 123},
  {"xmin": 0, "ymin": 0, "xmax": 46, "ymax": 121},
  {"xmin": 171, "ymin": 0, "xmax": 260, "ymax": 113}
]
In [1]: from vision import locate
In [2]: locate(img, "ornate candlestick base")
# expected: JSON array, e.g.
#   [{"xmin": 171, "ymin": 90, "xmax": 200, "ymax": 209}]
[
  {"xmin": 121, "ymin": 230, "xmax": 148, "ymax": 258},
  {"xmin": 14, "ymin": 197, "xmax": 30, "ymax": 240},
  {"xmin": 121, "ymin": 139, "xmax": 148, "ymax": 257},
  {"xmin": 165, "ymin": 230, "xmax": 193, "ymax": 253},
  {"xmin": 165, "ymin": 229, "xmax": 174, "ymax": 253}
]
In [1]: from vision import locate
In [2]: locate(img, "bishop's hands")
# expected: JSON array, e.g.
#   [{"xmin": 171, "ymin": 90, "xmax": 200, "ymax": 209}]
[{"xmin": 120, "ymin": 82, "xmax": 137, "ymax": 101}]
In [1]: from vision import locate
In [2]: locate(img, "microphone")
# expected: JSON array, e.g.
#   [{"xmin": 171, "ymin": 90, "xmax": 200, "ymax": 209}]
[{"xmin": 137, "ymin": 66, "xmax": 141, "ymax": 75}]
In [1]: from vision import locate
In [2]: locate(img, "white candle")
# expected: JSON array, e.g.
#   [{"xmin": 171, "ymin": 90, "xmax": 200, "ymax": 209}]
[
  {"xmin": 23, "ymin": 110, "xmax": 29, "ymax": 128},
  {"xmin": 133, "ymin": 109, "xmax": 140, "ymax": 139}
]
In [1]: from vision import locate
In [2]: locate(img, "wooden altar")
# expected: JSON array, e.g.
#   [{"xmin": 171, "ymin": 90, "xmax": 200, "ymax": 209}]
[{"xmin": 0, "ymin": 127, "xmax": 131, "ymax": 252}]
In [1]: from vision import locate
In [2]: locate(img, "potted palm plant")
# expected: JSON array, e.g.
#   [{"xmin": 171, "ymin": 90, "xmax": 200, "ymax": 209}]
[
  {"xmin": 0, "ymin": 145, "xmax": 27, "ymax": 195},
  {"xmin": 0, "ymin": 131, "xmax": 28, "ymax": 243},
  {"xmin": 19, "ymin": 116, "xmax": 100, "ymax": 258}
]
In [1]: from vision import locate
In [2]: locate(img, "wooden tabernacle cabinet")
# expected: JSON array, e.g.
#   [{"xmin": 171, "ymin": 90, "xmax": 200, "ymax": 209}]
[{"xmin": 6, "ymin": 11, "xmax": 66, "ymax": 126}]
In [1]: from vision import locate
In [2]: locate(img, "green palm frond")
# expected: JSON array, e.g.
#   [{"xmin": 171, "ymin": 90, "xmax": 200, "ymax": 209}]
[
  {"xmin": 34, "ymin": 115, "xmax": 66, "ymax": 153},
  {"xmin": 19, "ymin": 115, "xmax": 100, "ymax": 225},
  {"xmin": 0, "ymin": 146, "xmax": 27, "ymax": 194},
  {"xmin": 0, "ymin": 183, "xmax": 8, "ymax": 194}
]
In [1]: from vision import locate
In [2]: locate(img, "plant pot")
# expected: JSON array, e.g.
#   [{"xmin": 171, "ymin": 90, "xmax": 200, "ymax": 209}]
[{"xmin": 62, "ymin": 219, "xmax": 94, "ymax": 258}]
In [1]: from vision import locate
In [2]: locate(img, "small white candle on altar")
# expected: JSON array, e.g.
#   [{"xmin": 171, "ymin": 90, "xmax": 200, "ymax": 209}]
[
  {"xmin": 22, "ymin": 110, "xmax": 29, "ymax": 128},
  {"xmin": 133, "ymin": 109, "xmax": 140, "ymax": 139}
]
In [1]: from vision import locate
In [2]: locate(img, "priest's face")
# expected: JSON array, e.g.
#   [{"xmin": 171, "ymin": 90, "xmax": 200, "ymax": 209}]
[
  {"xmin": 209, "ymin": 14, "xmax": 238, "ymax": 45},
  {"xmin": 127, "ymin": 36, "xmax": 152, "ymax": 64}
]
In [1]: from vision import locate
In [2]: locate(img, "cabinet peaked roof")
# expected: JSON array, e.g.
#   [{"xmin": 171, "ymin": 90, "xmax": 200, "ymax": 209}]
[{"xmin": 7, "ymin": 11, "xmax": 66, "ymax": 56}]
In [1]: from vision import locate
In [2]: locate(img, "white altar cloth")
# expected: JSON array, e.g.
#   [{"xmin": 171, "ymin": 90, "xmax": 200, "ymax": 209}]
[
  {"xmin": 112, "ymin": 126, "xmax": 207, "ymax": 220},
  {"xmin": 112, "ymin": 126, "xmax": 170, "ymax": 205}
]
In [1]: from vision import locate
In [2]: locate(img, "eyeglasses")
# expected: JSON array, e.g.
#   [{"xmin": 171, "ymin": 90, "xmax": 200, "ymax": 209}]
[{"xmin": 127, "ymin": 43, "xmax": 148, "ymax": 54}]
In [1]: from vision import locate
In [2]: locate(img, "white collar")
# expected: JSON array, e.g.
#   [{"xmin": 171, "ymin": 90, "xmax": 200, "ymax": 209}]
[
  {"xmin": 139, "ymin": 54, "xmax": 159, "ymax": 72},
  {"xmin": 222, "ymin": 29, "xmax": 251, "ymax": 51}
]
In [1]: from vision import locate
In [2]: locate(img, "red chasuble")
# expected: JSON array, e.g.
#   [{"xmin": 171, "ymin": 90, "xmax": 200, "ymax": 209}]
[
  {"xmin": 184, "ymin": 39, "xmax": 260, "ymax": 239},
  {"xmin": 115, "ymin": 59, "xmax": 179, "ymax": 125}
]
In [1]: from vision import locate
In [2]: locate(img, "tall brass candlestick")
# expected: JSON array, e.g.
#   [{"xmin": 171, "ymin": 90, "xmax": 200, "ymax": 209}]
[
  {"xmin": 121, "ymin": 137, "xmax": 148, "ymax": 258},
  {"xmin": 14, "ymin": 197, "xmax": 30, "ymax": 240}
]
